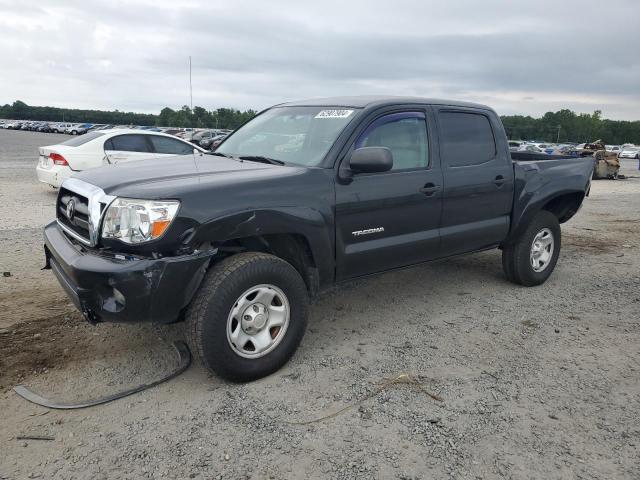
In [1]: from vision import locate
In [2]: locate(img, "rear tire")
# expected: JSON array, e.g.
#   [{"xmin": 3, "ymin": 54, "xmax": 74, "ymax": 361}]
[
  {"xmin": 186, "ymin": 252, "xmax": 309, "ymax": 382},
  {"xmin": 502, "ymin": 211, "xmax": 561, "ymax": 286}
]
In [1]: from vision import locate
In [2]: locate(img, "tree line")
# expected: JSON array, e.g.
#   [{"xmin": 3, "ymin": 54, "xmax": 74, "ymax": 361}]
[
  {"xmin": 2, "ymin": 100, "xmax": 639, "ymax": 144},
  {"xmin": 501, "ymin": 109, "xmax": 640, "ymax": 145},
  {"xmin": 0, "ymin": 101, "xmax": 257, "ymax": 130}
]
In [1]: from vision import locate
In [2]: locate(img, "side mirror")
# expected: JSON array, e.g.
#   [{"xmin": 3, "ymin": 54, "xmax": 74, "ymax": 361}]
[{"xmin": 349, "ymin": 147, "xmax": 393, "ymax": 173}]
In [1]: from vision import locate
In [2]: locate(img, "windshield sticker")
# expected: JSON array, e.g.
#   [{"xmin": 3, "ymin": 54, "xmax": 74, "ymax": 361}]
[{"xmin": 315, "ymin": 109, "xmax": 354, "ymax": 119}]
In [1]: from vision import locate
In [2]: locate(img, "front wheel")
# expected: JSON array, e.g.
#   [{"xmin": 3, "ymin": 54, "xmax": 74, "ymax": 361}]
[
  {"xmin": 186, "ymin": 252, "xmax": 309, "ymax": 382},
  {"xmin": 502, "ymin": 211, "xmax": 561, "ymax": 286}
]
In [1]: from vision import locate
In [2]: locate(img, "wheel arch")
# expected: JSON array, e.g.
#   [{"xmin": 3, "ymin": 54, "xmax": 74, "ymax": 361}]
[
  {"xmin": 192, "ymin": 208, "xmax": 334, "ymax": 295},
  {"xmin": 219, "ymin": 233, "xmax": 320, "ymax": 296},
  {"xmin": 504, "ymin": 189, "xmax": 586, "ymax": 245},
  {"xmin": 540, "ymin": 191, "xmax": 585, "ymax": 223}
]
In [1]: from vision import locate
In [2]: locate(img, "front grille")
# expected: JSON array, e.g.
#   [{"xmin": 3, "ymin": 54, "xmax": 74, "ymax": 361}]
[
  {"xmin": 55, "ymin": 178, "xmax": 115, "ymax": 247},
  {"xmin": 57, "ymin": 187, "xmax": 91, "ymax": 243}
]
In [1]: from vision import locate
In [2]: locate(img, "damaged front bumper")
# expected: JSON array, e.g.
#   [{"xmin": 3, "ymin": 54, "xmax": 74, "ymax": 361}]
[{"xmin": 43, "ymin": 221, "xmax": 214, "ymax": 324}]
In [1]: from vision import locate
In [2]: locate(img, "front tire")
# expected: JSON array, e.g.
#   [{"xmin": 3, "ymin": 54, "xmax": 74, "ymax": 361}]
[
  {"xmin": 186, "ymin": 252, "xmax": 309, "ymax": 382},
  {"xmin": 502, "ymin": 211, "xmax": 561, "ymax": 286}
]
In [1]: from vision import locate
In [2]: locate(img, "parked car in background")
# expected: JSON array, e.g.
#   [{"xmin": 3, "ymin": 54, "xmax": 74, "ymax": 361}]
[
  {"xmin": 162, "ymin": 128, "xmax": 184, "ymax": 136},
  {"xmin": 36, "ymin": 130, "xmax": 207, "ymax": 188},
  {"xmin": 517, "ymin": 144, "xmax": 545, "ymax": 153},
  {"xmin": 50, "ymin": 123, "xmax": 73, "ymax": 133},
  {"xmin": 551, "ymin": 145, "xmax": 578, "ymax": 156},
  {"xmin": 605, "ymin": 145, "xmax": 621, "ymax": 154},
  {"xmin": 201, "ymin": 134, "xmax": 229, "ymax": 150},
  {"xmin": 618, "ymin": 146, "xmax": 640, "ymax": 159},
  {"xmin": 191, "ymin": 129, "xmax": 217, "ymax": 145},
  {"xmin": 175, "ymin": 128, "xmax": 196, "ymax": 140},
  {"xmin": 65, "ymin": 123, "xmax": 93, "ymax": 135}
]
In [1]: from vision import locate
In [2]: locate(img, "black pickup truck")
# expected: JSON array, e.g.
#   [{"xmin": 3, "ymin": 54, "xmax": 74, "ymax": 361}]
[{"xmin": 44, "ymin": 96, "xmax": 593, "ymax": 381}]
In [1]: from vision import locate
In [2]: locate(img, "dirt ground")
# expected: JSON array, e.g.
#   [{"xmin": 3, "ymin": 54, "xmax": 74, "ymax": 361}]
[{"xmin": 1, "ymin": 129, "xmax": 639, "ymax": 479}]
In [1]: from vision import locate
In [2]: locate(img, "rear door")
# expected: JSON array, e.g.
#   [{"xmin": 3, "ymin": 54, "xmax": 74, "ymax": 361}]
[
  {"xmin": 435, "ymin": 108, "xmax": 513, "ymax": 255},
  {"xmin": 104, "ymin": 134, "xmax": 155, "ymax": 163},
  {"xmin": 335, "ymin": 109, "xmax": 443, "ymax": 279},
  {"xmin": 147, "ymin": 135, "xmax": 196, "ymax": 158}
]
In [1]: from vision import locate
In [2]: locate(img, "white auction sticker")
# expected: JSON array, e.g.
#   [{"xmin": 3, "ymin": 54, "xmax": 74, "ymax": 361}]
[{"xmin": 315, "ymin": 109, "xmax": 354, "ymax": 119}]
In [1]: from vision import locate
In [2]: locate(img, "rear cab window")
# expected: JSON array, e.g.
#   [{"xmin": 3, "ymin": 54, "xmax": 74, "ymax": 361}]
[{"xmin": 438, "ymin": 111, "xmax": 497, "ymax": 167}]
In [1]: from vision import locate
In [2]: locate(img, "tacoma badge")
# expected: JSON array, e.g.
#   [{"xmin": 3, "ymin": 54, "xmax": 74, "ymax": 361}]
[{"xmin": 352, "ymin": 227, "xmax": 385, "ymax": 237}]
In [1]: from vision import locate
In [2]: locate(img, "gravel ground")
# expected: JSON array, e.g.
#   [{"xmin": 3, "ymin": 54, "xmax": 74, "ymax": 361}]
[{"xmin": 1, "ymin": 129, "xmax": 639, "ymax": 479}]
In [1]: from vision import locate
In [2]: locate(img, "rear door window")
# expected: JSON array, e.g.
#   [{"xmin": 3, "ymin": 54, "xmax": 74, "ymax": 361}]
[
  {"xmin": 105, "ymin": 134, "xmax": 151, "ymax": 152},
  {"xmin": 148, "ymin": 135, "xmax": 194, "ymax": 155},
  {"xmin": 438, "ymin": 112, "xmax": 496, "ymax": 167}
]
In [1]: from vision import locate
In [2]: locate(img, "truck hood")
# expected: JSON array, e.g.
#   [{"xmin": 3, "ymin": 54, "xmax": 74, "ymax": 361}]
[{"xmin": 72, "ymin": 153, "xmax": 290, "ymax": 195}]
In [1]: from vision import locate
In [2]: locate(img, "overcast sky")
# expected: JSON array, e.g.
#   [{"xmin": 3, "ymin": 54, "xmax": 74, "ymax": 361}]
[{"xmin": 1, "ymin": 0, "xmax": 639, "ymax": 119}]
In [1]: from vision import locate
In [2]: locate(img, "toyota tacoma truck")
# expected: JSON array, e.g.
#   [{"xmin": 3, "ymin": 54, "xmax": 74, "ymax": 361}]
[{"xmin": 43, "ymin": 96, "xmax": 594, "ymax": 381}]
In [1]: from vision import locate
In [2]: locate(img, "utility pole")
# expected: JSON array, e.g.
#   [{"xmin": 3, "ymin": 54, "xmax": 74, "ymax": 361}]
[
  {"xmin": 556, "ymin": 125, "xmax": 561, "ymax": 143},
  {"xmin": 189, "ymin": 56, "xmax": 193, "ymax": 111}
]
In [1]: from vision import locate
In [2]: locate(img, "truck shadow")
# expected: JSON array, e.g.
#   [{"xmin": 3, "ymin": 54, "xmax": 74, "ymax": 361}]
[{"xmin": 1, "ymin": 250, "xmax": 510, "ymax": 397}]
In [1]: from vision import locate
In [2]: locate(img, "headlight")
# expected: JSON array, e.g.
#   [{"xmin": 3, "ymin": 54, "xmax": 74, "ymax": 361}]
[{"xmin": 101, "ymin": 198, "xmax": 180, "ymax": 244}]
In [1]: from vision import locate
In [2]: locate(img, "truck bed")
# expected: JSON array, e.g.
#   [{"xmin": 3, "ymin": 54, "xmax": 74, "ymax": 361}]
[{"xmin": 506, "ymin": 151, "xmax": 594, "ymax": 244}]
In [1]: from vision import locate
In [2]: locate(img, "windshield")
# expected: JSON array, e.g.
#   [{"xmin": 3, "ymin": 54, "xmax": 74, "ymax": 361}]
[{"xmin": 216, "ymin": 106, "xmax": 358, "ymax": 166}]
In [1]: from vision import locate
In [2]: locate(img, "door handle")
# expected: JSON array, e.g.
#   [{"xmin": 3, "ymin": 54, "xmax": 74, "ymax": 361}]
[
  {"xmin": 493, "ymin": 175, "xmax": 506, "ymax": 186},
  {"xmin": 419, "ymin": 183, "xmax": 441, "ymax": 196}
]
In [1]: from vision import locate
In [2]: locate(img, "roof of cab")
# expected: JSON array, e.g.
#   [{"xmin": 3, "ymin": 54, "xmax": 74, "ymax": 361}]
[{"xmin": 278, "ymin": 95, "xmax": 492, "ymax": 111}]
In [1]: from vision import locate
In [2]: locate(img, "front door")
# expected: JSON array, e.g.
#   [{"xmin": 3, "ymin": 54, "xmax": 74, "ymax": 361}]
[{"xmin": 335, "ymin": 110, "xmax": 443, "ymax": 280}]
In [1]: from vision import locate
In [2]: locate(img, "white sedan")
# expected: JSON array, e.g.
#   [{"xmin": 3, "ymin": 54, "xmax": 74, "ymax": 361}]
[
  {"xmin": 618, "ymin": 147, "xmax": 639, "ymax": 159},
  {"xmin": 36, "ymin": 129, "xmax": 207, "ymax": 188}
]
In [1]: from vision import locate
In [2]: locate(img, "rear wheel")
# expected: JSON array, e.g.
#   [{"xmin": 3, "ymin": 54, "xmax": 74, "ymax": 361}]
[
  {"xmin": 502, "ymin": 211, "xmax": 561, "ymax": 286},
  {"xmin": 186, "ymin": 252, "xmax": 308, "ymax": 382}
]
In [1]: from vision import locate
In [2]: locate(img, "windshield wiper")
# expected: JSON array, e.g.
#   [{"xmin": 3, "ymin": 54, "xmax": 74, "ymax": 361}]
[{"xmin": 238, "ymin": 155, "xmax": 285, "ymax": 166}]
